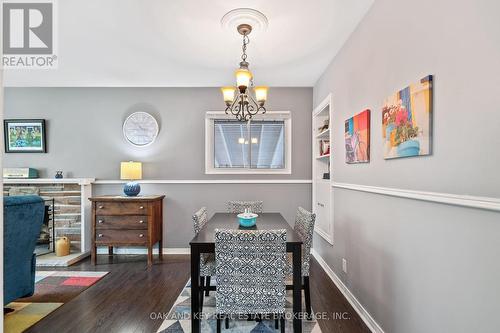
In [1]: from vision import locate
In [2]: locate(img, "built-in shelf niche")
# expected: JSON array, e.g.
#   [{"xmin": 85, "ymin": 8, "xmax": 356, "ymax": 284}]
[{"xmin": 312, "ymin": 94, "xmax": 334, "ymax": 244}]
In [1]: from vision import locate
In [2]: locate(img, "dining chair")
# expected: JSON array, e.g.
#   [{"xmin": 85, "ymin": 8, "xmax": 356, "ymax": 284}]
[
  {"xmin": 226, "ymin": 200, "xmax": 263, "ymax": 213},
  {"xmin": 215, "ymin": 229, "xmax": 287, "ymax": 333},
  {"xmin": 192, "ymin": 207, "xmax": 215, "ymax": 303},
  {"xmin": 287, "ymin": 207, "xmax": 316, "ymax": 318}
]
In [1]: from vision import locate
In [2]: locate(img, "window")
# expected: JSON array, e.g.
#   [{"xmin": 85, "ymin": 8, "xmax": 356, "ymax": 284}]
[{"xmin": 205, "ymin": 111, "xmax": 291, "ymax": 174}]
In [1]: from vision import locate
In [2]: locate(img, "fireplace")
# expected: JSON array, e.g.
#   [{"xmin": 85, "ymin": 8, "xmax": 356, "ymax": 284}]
[
  {"xmin": 3, "ymin": 178, "xmax": 94, "ymax": 266},
  {"xmin": 36, "ymin": 199, "xmax": 55, "ymax": 256}
]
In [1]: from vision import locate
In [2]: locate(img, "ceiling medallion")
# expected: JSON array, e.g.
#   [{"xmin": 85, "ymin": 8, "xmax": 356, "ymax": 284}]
[
  {"xmin": 220, "ymin": 8, "xmax": 268, "ymax": 32},
  {"xmin": 220, "ymin": 9, "xmax": 269, "ymax": 122}
]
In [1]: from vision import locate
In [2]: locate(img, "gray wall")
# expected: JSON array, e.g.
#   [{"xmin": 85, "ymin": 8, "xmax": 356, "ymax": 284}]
[
  {"xmin": 93, "ymin": 183, "xmax": 310, "ymax": 248},
  {"xmin": 4, "ymin": 87, "xmax": 313, "ymax": 247},
  {"xmin": 313, "ymin": 0, "xmax": 500, "ymax": 332},
  {"xmin": 4, "ymin": 87, "xmax": 312, "ymax": 180}
]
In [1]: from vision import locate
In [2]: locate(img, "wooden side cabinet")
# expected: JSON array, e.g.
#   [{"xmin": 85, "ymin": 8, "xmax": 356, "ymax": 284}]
[{"xmin": 89, "ymin": 195, "xmax": 165, "ymax": 266}]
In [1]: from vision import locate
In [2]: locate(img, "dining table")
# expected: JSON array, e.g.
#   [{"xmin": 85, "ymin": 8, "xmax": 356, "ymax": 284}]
[{"xmin": 190, "ymin": 212, "xmax": 304, "ymax": 333}]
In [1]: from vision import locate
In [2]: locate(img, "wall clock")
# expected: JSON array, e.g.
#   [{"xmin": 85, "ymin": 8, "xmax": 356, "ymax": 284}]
[{"xmin": 123, "ymin": 112, "xmax": 159, "ymax": 147}]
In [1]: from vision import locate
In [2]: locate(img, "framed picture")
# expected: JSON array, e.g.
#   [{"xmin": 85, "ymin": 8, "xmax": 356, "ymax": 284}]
[
  {"xmin": 345, "ymin": 109, "xmax": 370, "ymax": 163},
  {"xmin": 382, "ymin": 75, "xmax": 433, "ymax": 159},
  {"xmin": 4, "ymin": 119, "xmax": 47, "ymax": 153}
]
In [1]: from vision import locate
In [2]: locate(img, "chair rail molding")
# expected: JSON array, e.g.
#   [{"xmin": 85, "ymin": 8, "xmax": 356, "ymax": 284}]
[
  {"xmin": 332, "ymin": 182, "xmax": 500, "ymax": 212},
  {"xmin": 94, "ymin": 179, "xmax": 312, "ymax": 184}
]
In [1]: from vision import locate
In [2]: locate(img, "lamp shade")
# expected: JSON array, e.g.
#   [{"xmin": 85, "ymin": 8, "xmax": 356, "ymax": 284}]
[
  {"xmin": 254, "ymin": 86, "xmax": 269, "ymax": 103},
  {"xmin": 235, "ymin": 68, "xmax": 252, "ymax": 89},
  {"xmin": 120, "ymin": 161, "xmax": 142, "ymax": 180},
  {"xmin": 221, "ymin": 86, "xmax": 236, "ymax": 104}
]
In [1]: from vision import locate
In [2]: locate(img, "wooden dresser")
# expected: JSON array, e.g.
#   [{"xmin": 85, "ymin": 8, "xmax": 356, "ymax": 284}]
[{"xmin": 89, "ymin": 195, "xmax": 165, "ymax": 266}]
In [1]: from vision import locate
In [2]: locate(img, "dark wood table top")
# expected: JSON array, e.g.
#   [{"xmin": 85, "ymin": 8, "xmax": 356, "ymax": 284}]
[
  {"xmin": 89, "ymin": 195, "xmax": 165, "ymax": 202},
  {"xmin": 190, "ymin": 212, "xmax": 303, "ymax": 245}
]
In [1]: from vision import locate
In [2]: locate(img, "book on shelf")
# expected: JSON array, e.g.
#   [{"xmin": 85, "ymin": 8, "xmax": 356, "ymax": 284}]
[{"xmin": 319, "ymin": 140, "xmax": 330, "ymax": 156}]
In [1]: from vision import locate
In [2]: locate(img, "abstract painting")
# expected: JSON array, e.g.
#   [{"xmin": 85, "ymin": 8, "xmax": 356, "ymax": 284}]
[
  {"xmin": 345, "ymin": 109, "xmax": 370, "ymax": 163},
  {"xmin": 4, "ymin": 119, "xmax": 46, "ymax": 153},
  {"xmin": 382, "ymin": 75, "xmax": 433, "ymax": 159}
]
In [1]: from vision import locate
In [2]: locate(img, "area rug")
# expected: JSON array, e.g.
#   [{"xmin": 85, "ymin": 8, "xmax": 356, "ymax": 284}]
[
  {"xmin": 4, "ymin": 271, "xmax": 108, "ymax": 333},
  {"xmin": 157, "ymin": 280, "xmax": 322, "ymax": 332}
]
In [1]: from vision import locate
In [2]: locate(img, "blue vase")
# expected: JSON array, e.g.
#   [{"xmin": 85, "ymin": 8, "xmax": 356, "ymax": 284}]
[
  {"xmin": 397, "ymin": 140, "xmax": 420, "ymax": 157},
  {"xmin": 123, "ymin": 182, "xmax": 141, "ymax": 196}
]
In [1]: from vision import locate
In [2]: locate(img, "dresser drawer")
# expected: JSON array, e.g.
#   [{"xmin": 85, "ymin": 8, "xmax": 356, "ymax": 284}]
[
  {"xmin": 95, "ymin": 229, "xmax": 148, "ymax": 244},
  {"xmin": 95, "ymin": 202, "xmax": 148, "ymax": 215},
  {"xmin": 96, "ymin": 215, "xmax": 148, "ymax": 229}
]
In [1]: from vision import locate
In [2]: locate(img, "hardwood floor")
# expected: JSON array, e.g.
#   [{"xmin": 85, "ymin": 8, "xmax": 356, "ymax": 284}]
[
  {"xmin": 26, "ymin": 254, "xmax": 370, "ymax": 333},
  {"xmin": 309, "ymin": 258, "xmax": 371, "ymax": 333}
]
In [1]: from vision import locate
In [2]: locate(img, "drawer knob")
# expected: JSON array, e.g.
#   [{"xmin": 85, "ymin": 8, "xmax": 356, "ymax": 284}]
[
  {"xmin": 139, "ymin": 234, "xmax": 144, "ymax": 238},
  {"xmin": 139, "ymin": 206, "xmax": 144, "ymax": 209},
  {"xmin": 98, "ymin": 205, "xmax": 104, "ymax": 209},
  {"xmin": 317, "ymin": 202, "xmax": 325, "ymax": 207},
  {"xmin": 98, "ymin": 234, "xmax": 103, "ymax": 238},
  {"xmin": 139, "ymin": 220, "xmax": 144, "ymax": 224},
  {"xmin": 98, "ymin": 220, "xmax": 103, "ymax": 224}
]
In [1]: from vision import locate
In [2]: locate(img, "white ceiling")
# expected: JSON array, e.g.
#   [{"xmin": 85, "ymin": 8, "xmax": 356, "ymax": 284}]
[{"xmin": 3, "ymin": 0, "xmax": 374, "ymax": 87}]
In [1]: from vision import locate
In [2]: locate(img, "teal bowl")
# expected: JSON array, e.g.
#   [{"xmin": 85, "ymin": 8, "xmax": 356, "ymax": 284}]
[{"xmin": 237, "ymin": 213, "xmax": 258, "ymax": 227}]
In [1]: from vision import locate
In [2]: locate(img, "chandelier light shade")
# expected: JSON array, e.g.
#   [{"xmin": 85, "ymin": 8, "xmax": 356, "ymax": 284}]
[
  {"xmin": 235, "ymin": 68, "xmax": 252, "ymax": 90},
  {"xmin": 254, "ymin": 86, "xmax": 268, "ymax": 104},
  {"xmin": 221, "ymin": 23, "xmax": 269, "ymax": 121},
  {"xmin": 221, "ymin": 86, "xmax": 236, "ymax": 103}
]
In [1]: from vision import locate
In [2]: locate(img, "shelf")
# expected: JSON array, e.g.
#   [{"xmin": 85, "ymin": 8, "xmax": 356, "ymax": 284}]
[
  {"xmin": 316, "ymin": 128, "xmax": 330, "ymax": 138},
  {"xmin": 316, "ymin": 154, "xmax": 330, "ymax": 160},
  {"xmin": 3, "ymin": 178, "xmax": 95, "ymax": 185},
  {"xmin": 314, "ymin": 105, "xmax": 330, "ymax": 117}
]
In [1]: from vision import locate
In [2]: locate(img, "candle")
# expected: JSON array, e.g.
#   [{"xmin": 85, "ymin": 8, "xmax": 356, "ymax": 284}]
[{"xmin": 56, "ymin": 237, "xmax": 70, "ymax": 256}]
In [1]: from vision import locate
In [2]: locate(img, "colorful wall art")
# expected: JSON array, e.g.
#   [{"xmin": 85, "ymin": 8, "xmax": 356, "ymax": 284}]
[
  {"xmin": 345, "ymin": 109, "xmax": 370, "ymax": 163},
  {"xmin": 4, "ymin": 119, "xmax": 46, "ymax": 153},
  {"xmin": 382, "ymin": 75, "xmax": 433, "ymax": 159}
]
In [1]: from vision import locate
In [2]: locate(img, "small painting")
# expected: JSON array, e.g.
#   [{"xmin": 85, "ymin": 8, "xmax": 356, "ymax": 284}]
[
  {"xmin": 345, "ymin": 109, "xmax": 370, "ymax": 163},
  {"xmin": 382, "ymin": 75, "xmax": 433, "ymax": 159},
  {"xmin": 4, "ymin": 119, "xmax": 47, "ymax": 153}
]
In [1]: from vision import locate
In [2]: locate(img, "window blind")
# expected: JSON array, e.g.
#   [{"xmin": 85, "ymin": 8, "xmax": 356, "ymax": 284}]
[{"xmin": 214, "ymin": 120, "xmax": 285, "ymax": 169}]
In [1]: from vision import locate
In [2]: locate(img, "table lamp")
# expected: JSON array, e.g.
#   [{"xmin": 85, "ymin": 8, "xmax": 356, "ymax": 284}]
[{"xmin": 120, "ymin": 161, "xmax": 142, "ymax": 196}]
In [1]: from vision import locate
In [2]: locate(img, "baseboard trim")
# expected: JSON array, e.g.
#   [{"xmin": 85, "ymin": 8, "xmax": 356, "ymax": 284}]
[
  {"xmin": 96, "ymin": 247, "xmax": 190, "ymax": 255},
  {"xmin": 333, "ymin": 182, "xmax": 500, "ymax": 212},
  {"xmin": 311, "ymin": 248, "xmax": 385, "ymax": 333}
]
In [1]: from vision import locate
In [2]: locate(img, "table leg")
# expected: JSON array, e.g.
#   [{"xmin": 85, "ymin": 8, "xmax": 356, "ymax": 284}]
[
  {"xmin": 147, "ymin": 244, "xmax": 153, "ymax": 266},
  {"xmin": 159, "ymin": 203, "xmax": 163, "ymax": 261},
  {"xmin": 292, "ymin": 244, "xmax": 302, "ymax": 333},
  {"xmin": 191, "ymin": 245, "xmax": 201, "ymax": 333},
  {"xmin": 91, "ymin": 245, "xmax": 96, "ymax": 265}
]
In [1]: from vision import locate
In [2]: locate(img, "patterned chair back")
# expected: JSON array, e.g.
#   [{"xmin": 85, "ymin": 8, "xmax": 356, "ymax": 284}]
[
  {"xmin": 192, "ymin": 207, "xmax": 208, "ymax": 235},
  {"xmin": 215, "ymin": 229, "xmax": 287, "ymax": 315},
  {"xmin": 226, "ymin": 200, "xmax": 263, "ymax": 213},
  {"xmin": 294, "ymin": 207, "xmax": 316, "ymax": 276}
]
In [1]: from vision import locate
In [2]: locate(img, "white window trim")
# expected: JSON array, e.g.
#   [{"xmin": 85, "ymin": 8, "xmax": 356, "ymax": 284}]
[{"xmin": 205, "ymin": 111, "xmax": 292, "ymax": 175}]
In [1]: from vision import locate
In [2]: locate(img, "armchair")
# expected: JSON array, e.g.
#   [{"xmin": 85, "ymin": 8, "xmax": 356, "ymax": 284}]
[{"xmin": 4, "ymin": 195, "xmax": 45, "ymax": 305}]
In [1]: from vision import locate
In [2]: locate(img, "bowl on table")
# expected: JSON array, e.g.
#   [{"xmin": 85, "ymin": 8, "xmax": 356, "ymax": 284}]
[{"xmin": 237, "ymin": 212, "xmax": 258, "ymax": 228}]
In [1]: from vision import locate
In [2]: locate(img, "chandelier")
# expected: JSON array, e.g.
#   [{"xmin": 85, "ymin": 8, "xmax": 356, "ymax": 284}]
[{"xmin": 221, "ymin": 24, "xmax": 268, "ymax": 121}]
